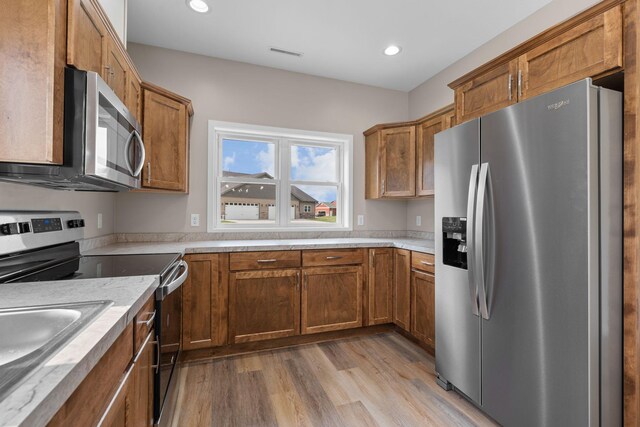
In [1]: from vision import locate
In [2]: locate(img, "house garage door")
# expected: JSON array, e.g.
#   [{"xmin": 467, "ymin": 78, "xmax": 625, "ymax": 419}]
[
  {"xmin": 267, "ymin": 205, "xmax": 296, "ymax": 220},
  {"xmin": 224, "ymin": 203, "xmax": 259, "ymax": 220}
]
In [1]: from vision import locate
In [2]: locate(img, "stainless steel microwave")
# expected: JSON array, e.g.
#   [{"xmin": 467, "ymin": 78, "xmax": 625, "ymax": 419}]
[{"xmin": 0, "ymin": 68, "xmax": 145, "ymax": 191}]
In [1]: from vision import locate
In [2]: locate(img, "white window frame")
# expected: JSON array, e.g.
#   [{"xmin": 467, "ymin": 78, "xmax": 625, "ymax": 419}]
[{"xmin": 208, "ymin": 121, "xmax": 353, "ymax": 232}]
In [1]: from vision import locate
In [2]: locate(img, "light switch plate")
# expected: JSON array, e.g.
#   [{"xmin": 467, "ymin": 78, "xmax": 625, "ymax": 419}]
[
  {"xmin": 191, "ymin": 214, "xmax": 200, "ymax": 227},
  {"xmin": 416, "ymin": 215, "xmax": 422, "ymax": 226},
  {"xmin": 97, "ymin": 213, "xmax": 103, "ymax": 229},
  {"xmin": 357, "ymin": 215, "xmax": 364, "ymax": 226}
]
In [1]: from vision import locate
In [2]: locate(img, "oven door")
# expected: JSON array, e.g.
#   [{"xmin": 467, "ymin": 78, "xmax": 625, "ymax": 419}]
[
  {"xmin": 85, "ymin": 72, "xmax": 145, "ymax": 189},
  {"xmin": 154, "ymin": 260, "xmax": 188, "ymax": 426}
]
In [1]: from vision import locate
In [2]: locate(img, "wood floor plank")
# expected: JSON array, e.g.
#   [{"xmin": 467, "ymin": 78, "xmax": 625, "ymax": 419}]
[
  {"xmin": 336, "ymin": 401, "xmax": 380, "ymax": 427},
  {"xmin": 317, "ymin": 339, "xmax": 358, "ymax": 371},
  {"xmin": 171, "ymin": 332, "xmax": 496, "ymax": 427},
  {"xmin": 284, "ymin": 353, "xmax": 344, "ymax": 426}
]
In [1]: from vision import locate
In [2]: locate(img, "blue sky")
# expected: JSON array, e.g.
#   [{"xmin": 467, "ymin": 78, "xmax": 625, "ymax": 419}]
[{"xmin": 222, "ymin": 139, "xmax": 338, "ymax": 202}]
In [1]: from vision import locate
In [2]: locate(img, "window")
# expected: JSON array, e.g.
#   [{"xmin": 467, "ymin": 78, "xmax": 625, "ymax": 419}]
[{"xmin": 208, "ymin": 121, "xmax": 353, "ymax": 231}]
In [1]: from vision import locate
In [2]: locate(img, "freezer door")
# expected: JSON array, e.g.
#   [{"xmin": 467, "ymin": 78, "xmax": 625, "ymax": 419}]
[
  {"xmin": 434, "ymin": 119, "xmax": 482, "ymax": 404},
  {"xmin": 478, "ymin": 80, "xmax": 599, "ymax": 426}
]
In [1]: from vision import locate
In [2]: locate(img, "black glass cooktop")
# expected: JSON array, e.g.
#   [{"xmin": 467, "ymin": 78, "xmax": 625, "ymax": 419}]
[{"xmin": 8, "ymin": 253, "xmax": 180, "ymax": 283}]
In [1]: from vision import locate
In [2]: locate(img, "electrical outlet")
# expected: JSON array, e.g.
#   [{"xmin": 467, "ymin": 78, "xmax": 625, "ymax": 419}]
[
  {"xmin": 97, "ymin": 213, "xmax": 103, "ymax": 229},
  {"xmin": 190, "ymin": 214, "xmax": 200, "ymax": 227},
  {"xmin": 416, "ymin": 215, "xmax": 422, "ymax": 226},
  {"xmin": 357, "ymin": 215, "xmax": 364, "ymax": 226}
]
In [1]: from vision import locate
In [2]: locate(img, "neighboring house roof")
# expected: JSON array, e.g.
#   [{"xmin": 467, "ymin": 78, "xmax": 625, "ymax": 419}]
[
  {"xmin": 328, "ymin": 201, "xmax": 337, "ymax": 209},
  {"xmin": 221, "ymin": 171, "xmax": 317, "ymax": 203}
]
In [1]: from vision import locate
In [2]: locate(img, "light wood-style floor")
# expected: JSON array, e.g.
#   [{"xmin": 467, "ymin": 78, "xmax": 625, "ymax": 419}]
[{"xmin": 169, "ymin": 332, "xmax": 497, "ymax": 426}]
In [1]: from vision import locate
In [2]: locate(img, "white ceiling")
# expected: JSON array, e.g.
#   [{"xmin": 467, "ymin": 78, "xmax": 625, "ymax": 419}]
[{"xmin": 127, "ymin": 0, "xmax": 552, "ymax": 91}]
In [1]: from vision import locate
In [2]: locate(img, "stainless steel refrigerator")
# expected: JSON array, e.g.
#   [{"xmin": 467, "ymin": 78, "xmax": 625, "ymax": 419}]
[{"xmin": 434, "ymin": 79, "xmax": 622, "ymax": 426}]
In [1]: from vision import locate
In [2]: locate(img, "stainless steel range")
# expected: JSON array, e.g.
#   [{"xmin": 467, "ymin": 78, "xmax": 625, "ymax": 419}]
[{"xmin": 0, "ymin": 211, "xmax": 187, "ymax": 426}]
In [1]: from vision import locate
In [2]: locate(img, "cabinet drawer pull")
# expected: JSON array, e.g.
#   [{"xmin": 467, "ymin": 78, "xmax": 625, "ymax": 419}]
[
  {"xmin": 508, "ymin": 74, "xmax": 513, "ymax": 101},
  {"xmin": 420, "ymin": 261, "xmax": 435, "ymax": 266},
  {"xmin": 147, "ymin": 162, "xmax": 151, "ymax": 183},
  {"xmin": 137, "ymin": 310, "xmax": 156, "ymax": 328},
  {"xmin": 517, "ymin": 70, "xmax": 523, "ymax": 99},
  {"xmin": 325, "ymin": 256, "xmax": 343, "ymax": 260},
  {"xmin": 256, "ymin": 259, "xmax": 277, "ymax": 263}
]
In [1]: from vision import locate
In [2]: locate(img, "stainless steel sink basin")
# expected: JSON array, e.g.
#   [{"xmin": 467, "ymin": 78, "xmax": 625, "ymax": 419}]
[{"xmin": 0, "ymin": 301, "xmax": 112, "ymax": 400}]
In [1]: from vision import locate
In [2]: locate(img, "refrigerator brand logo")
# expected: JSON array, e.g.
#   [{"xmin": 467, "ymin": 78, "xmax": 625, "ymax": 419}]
[{"xmin": 547, "ymin": 99, "xmax": 570, "ymax": 110}]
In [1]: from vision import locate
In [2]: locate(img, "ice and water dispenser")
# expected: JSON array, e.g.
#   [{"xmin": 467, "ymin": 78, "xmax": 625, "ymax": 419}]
[{"xmin": 442, "ymin": 217, "xmax": 468, "ymax": 269}]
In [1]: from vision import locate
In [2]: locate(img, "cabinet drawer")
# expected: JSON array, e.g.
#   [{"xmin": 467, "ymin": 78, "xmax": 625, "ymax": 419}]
[
  {"xmin": 411, "ymin": 252, "xmax": 435, "ymax": 274},
  {"xmin": 133, "ymin": 295, "xmax": 155, "ymax": 356},
  {"xmin": 230, "ymin": 251, "xmax": 301, "ymax": 271},
  {"xmin": 302, "ymin": 249, "xmax": 364, "ymax": 266}
]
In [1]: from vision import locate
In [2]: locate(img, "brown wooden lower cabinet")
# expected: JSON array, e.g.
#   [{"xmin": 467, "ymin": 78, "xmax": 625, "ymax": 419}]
[
  {"xmin": 131, "ymin": 332, "xmax": 155, "ymax": 427},
  {"xmin": 182, "ymin": 254, "xmax": 226, "ymax": 350},
  {"xmin": 48, "ymin": 324, "xmax": 134, "ymax": 426},
  {"xmin": 229, "ymin": 269, "xmax": 300, "ymax": 343},
  {"xmin": 301, "ymin": 266, "xmax": 363, "ymax": 334},
  {"xmin": 411, "ymin": 268, "xmax": 436, "ymax": 353},
  {"xmin": 393, "ymin": 249, "xmax": 411, "ymax": 331},
  {"xmin": 367, "ymin": 248, "xmax": 393, "ymax": 325},
  {"xmin": 99, "ymin": 363, "xmax": 134, "ymax": 427}
]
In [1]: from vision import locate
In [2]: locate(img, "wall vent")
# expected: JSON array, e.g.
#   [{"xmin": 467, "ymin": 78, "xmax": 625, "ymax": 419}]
[{"xmin": 269, "ymin": 47, "xmax": 303, "ymax": 57}]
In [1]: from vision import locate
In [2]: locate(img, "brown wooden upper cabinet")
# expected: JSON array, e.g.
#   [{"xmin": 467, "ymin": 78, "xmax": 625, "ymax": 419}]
[
  {"xmin": 0, "ymin": 0, "xmax": 67, "ymax": 164},
  {"xmin": 416, "ymin": 106, "xmax": 455, "ymax": 196},
  {"xmin": 364, "ymin": 105, "xmax": 453, "ymax": 199},
  {"xmin": 104, "ymin": 37, "xmax": 128, "ymax": 103},
  {"xmin": 141, "ymin": 82, "xmax": 193, "ymax": 192},
  {"xmin": 451, "ymin": 3, "xmax": 623, "ymax": 124},
  {"xmin": 182, "ymin": 254, "xmax": 226, "ymax": 350},
  {"xmin": 67, "ymin": 0, "xmax": 109, "ymax": 79},
  {"xmin": 364, "ymin": 125, "xmax": 416, "ymax": 198}
]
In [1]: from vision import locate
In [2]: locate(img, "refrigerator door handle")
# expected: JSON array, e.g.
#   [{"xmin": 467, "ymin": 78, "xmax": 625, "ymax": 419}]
[
  {"xmin": 476, "ymin": 163, "xmax": 493, "ymax": 320},
  {"xmin": 466, "ymin": 164, "xmax": 480, "ymax": 316}
]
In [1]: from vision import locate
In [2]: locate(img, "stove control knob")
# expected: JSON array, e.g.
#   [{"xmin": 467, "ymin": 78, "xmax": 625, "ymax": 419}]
[
  {"xmin": 67, "ymin": 219, "xmax": 85, "ymax": 229},
  {"xmin": 0, "ymin": 223, "xmax": 18, "ymax": 235}
]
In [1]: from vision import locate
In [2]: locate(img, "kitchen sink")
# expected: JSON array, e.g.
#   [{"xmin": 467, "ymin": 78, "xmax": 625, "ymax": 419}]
[{"xmin": 0, "ymin": 301, "xmax": 112, "ymax": 400}]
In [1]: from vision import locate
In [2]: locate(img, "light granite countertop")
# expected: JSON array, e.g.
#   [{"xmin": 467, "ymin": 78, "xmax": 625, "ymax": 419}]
[
  {"xmin": 84, "ymin": 237, "xmax": 435, "ymax": 256},
  {"xmin": 0, "ymin": 275, "xmax": 160, "ymax": 427}
]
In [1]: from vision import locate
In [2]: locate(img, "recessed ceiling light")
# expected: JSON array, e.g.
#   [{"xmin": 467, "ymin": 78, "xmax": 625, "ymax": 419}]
[
  {"xmin": 187, "ymin": 0, "xmax": 210, "ymax": 13},
  {"xmin": 384, "ymin": 45, "xmax": 402, "ymax": 56}
]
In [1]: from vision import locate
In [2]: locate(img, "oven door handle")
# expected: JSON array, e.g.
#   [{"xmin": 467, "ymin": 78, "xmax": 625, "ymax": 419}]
[{"xmin": 159, "ymin": 260, "xmax": 188, "ymax": 299}]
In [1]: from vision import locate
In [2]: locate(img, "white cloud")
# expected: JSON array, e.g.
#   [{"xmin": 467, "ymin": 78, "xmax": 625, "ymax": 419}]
[
  {"xmin": 223, "ymin": 153, "xmax": 236, "ymax": 170},
  {"xmin": 257, "ymin": 144, "xmax": 275, "ymax": 176},
  {"xmin": 292, "ymin": 146, "xmax": 336, "ymax": 182}
]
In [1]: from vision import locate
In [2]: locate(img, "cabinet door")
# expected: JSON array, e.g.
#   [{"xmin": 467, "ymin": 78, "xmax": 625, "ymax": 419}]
[
  {"xmin": 411, "ymin": 269, "xmax": 435, "ymax": 353},
  {"xmin": 182, "ymin": 254, "xmax": 226, "ymax": 350},
  {"xmin": 126, "ymin": 73, "xmax": 142, "ymax": 121},
  {"xmin": 67, "ymin": 0, "xmax": 108, "ymax": 79},
  {"xmin": 518, "ymin": 5, "xmax": 622, "ymax": 101},
  {"xmin": 454, "ymin": 59, "xmax": 518, "ymax": 124},
  {"xmin": 367, "ymin": 249, "xmax": 393, "ymax": 325},
  {"xmin": 132, "ymin": 332, "xmax": 155, "ymax": 427},
  {"xmin": 416, "ymin": 116, "xmax": 442, "ymax": 197},
  {"xmin": 380, "ymin": 126, "xmax": 416, "ymax": 197},
  {"xmin": 99, "ymin": 365, "xmax": 134, "ymax": 427},
  {"xmin": 393, "ymin": 249, "xmax": 411, "ymax": 331},
  {"xmin": 229, "ymin": 269, "xmax": 300, "ymax": 343},
  {"xmin": 105, "ymin": 38, "xmax": 128, "ymax": 102},
  {"xmin": 302, "ymin": 266, "xmax": 363, "ymax": 334},
  {"xmin": 142, "ymin": 89, "xmax": 189, "ymax": 191}
]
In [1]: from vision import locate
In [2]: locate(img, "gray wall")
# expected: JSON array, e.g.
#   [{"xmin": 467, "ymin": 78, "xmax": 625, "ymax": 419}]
[
  {"xmin": 0, "ymin": 182, "xmax": 115, "ymax": 238},
  {"xmin": 116, "ymin": 44, "xmax": 410, "ymax": 233},
  {"xmin": 405, "ymin": 0, "xmax": 601, "ymax": 233}
]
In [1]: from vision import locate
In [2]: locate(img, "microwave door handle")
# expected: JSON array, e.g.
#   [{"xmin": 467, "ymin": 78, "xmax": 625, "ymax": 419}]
[
  {"xmin": 123, "ymin": 131, "xmax": 136, "ymax": 176},
  {"xmin": 132, "ymin": 130, "xmax": 146, "ymax": 178}
]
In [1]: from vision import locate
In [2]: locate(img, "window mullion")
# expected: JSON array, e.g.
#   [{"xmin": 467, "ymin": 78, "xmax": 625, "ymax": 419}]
[{"xmin": 279, "ymin": 138, "xmax": 290, "ymax": 226}]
